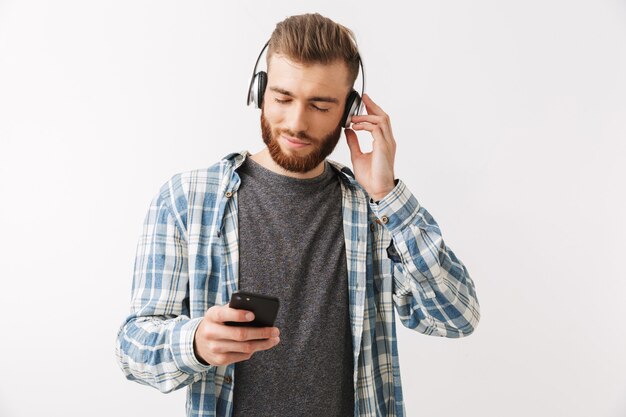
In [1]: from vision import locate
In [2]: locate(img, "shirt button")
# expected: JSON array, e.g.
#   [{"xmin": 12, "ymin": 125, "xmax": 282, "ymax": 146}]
[
  {"xmin": 225, "ymin": 191, "xmax": 233, "ymax": 198},
  {"xmin": 380, "ymin": 215, "xmax": 389, "ymax": 224},
  {"xmin": 370, "ymin": 223, "xmax": 376, "ymax": 232},
  {"xmin": 224, "ymin": 375, "xmax": 232, "ymax": 384}
]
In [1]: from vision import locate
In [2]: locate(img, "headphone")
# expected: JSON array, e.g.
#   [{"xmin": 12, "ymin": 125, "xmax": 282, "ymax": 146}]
[{"xmin": 246, "ymin": 39, "xmax": 366, "ymax": 129}]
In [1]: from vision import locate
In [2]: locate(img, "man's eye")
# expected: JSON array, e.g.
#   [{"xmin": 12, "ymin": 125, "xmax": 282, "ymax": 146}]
[{"xmin": 274, "ymin": 98, "xmax": 329, "ymax": 113}]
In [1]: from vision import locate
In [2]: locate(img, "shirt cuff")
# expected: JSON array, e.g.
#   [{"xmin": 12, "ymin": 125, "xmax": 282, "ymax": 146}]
[
  {"xmin": 369, "ymin": 179, "xmax": 421, "ymax": 235},
  {"xmin": 170, "ymin": 317, "xmax": 213, "ymax": 374}
]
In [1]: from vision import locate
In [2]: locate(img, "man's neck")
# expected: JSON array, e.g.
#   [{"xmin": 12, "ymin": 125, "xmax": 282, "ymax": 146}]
[{"xmin": 249, "ymin": 148, "xmax": 326, "ymax": 179}]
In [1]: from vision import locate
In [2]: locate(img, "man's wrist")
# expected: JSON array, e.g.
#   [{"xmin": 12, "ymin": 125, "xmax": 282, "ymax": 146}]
[
  {"xmin": 193, "ymin": 331, "xmax": 210, "ymax": 366},
  {"xmin": 369, "ymin": 180, "xmax": 399, "ymax": 203},
  {"xmin": 370, "ymin": 193, "xmax": 390, "ymax": 202},
  {"xmin": 370, "ymin": 189, "xmax": 393, "ymax": 202}
]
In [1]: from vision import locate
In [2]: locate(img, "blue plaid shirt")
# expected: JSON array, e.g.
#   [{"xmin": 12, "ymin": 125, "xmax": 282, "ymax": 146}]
[{"xmin": 115, "ymin": 150, "xmax": 480, "ymax": 417}]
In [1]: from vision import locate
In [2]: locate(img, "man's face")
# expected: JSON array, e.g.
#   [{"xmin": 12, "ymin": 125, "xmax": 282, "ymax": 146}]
[{"xmin": 261, "ymin": 53, "xmax": 352, "ymax": 173}]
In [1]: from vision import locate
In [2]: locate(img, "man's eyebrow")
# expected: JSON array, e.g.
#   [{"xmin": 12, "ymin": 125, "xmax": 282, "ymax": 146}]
[{"xmin": 269, "ymin": 86, "xmax": 339, "ymax": 104}]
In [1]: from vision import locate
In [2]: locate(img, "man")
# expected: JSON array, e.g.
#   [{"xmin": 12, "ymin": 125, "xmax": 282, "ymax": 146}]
[{"xmin": 115, "ymin": 13, "xmax": 480, "ymax": 417}]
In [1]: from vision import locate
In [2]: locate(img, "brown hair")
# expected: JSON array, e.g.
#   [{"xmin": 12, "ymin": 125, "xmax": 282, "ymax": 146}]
[{"xmin": 267, "ymin": 13, "xmax": 360, "ymax": 88}]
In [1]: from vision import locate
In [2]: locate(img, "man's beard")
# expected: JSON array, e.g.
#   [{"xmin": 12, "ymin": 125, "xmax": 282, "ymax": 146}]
[{"xmin": 261, "ymin": 108, "xmax": 342, "ymax": 173}]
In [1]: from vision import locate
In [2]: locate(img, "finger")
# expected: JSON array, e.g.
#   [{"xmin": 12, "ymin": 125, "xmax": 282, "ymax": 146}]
[
  {"xmin": 344, "ymin": 128, "xmax": 363, "ymax": 158},
  {"xmin": 206, "ymin": 305, "xmax": 254, "ymax": 324},
  {"xmin": 350, "ymin": 114, "xmax": 394, "ymax": 145},
  {"xmin": 207, "ymin": 352, "xmax": 256, "ymax": 366},
  {"xmin": 362, "ymin": 93, "xmax": 385, "ymax": 115},
  {"xmin": 351, "ymin": 123, "xmax": 389, "ymax": 148},
  {"xmin": 207, "ymin": 337, "xmax": 281, "ymax": 355},
  {"xmin": 214, "ymin": 324, "xmax": 280, "ymax": 342},
  {"xmin": 350, "ymin": 114, "xmax": 385, "ymax": 125},
  {"xmin": 221, "ymin": 352, "xmax": 253, "ymax": 365},
  {"xmin": 361, "ymin": 95, "xmax": 395, "ymax": 146}
]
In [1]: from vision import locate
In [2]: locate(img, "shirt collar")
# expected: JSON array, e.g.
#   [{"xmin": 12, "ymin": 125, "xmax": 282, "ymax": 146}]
[{"xmin": 221, "ymin": 150, "xmax": 361, "ymax": 188}]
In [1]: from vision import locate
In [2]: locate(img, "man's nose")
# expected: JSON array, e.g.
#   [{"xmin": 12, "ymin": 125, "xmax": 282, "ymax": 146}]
[{"xmin": 285, "ymin": 102, "xmax": 309, "ymax": 134}]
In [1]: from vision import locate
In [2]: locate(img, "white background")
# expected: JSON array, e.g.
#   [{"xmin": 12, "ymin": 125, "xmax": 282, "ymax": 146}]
[{"xmin": 1, "ymin": 1, "xmax": 625, "ymax": 416}]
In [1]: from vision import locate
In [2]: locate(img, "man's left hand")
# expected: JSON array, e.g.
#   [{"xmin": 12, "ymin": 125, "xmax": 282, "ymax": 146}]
[{"xmin": 344, "ymin": 93, "xmax": 397, "ymax": 201}]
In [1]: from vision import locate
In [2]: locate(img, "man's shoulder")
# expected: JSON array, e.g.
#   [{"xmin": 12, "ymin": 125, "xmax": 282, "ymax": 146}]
[
  {"xmin": 159, "ymin": 150, "xmax": 247, "ymax": 200},
  {"xmin": 182, "ymin": 150, "xmax": 245, "ymax": 182}
]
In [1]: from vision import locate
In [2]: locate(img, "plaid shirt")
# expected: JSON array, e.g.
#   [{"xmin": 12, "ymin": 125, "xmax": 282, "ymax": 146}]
[{"xmin": 115, "ymin": 150, "xmax": 480, "ymax": 417}]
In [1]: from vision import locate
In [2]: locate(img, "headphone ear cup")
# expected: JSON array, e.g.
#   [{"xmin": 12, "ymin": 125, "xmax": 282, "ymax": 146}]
[
  {"xmin": 341, "ymin": 90, "xmax": 361, "ymax": 128},
  {"xmin": 256, "ymin": 71, "xmax": 267, "ymax": 108}
]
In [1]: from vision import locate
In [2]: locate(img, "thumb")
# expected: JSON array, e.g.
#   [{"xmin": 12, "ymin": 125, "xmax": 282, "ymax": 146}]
[{"xmin": 344, "ymin": 128, "xmax": 362, "ymax": 160}]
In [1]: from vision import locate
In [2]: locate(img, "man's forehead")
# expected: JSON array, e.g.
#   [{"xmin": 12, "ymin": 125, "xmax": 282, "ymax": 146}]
[{"xmin": 267, "ymin": 54, "xmax": 351, "ymax": 96}]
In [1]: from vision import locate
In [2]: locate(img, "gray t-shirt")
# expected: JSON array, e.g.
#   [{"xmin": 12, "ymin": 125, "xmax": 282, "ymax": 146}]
[{"xmin": 232, "ymin": 157, "xmax": 354, "ymax": 417}]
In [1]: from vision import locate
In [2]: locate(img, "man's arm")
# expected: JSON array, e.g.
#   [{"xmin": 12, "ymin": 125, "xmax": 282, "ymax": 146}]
[
  {"xmin": 115, "ymin": 187, "xmax": 211, "ymax": 393},
  {"xmin": 370, "ymin": 180, "xmax": 481, "ymax": 338}
]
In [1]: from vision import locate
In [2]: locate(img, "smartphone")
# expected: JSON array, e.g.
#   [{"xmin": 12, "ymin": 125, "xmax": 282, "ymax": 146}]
[{"xmin": 225, "ymin": 291, "xmax": 280, "ymax": 328}]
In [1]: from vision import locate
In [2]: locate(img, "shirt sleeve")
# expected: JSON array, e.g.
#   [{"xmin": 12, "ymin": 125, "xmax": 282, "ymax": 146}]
[
  {"xmin": 369, "ymin": 179, "xmax": 481, "ymax": 338},
  {"xmin": 115, "ymin": 184, "xmax": 212, "ymax": 393}
]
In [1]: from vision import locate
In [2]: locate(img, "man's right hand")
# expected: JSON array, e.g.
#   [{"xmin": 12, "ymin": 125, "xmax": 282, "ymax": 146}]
[{"xmin": 193, "ymin": 304, "xmax": 281, "ymax": 366}]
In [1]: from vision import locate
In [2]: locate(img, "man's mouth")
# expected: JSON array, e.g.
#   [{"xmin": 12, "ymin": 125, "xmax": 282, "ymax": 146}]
[{"xmin": 281, "ymin": 134, "xmax": 310, "ymax": 147}]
